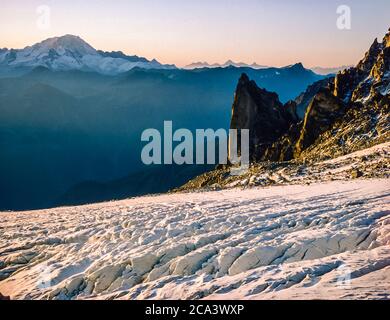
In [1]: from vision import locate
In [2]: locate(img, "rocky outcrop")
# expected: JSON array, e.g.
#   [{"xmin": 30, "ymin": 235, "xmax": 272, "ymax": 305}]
[
  {"xmin": 333, "ymin": 39, "xmax": 382, "ymax": 102},
  {"xmin": 179, "ymin": 29, "xmax": 389, "ymax": 191},
  {"xmin": 229, "ymin": 73, "xmax": 298, "ymax": 160},
  {"xmin": 293, "ymin": 77, "xmax": 334, "ymax": 118},
  {"xmin": 294, "ymin": 88, "xmax": 346, "ymax": 156},
  {"xmin": 263, "ymin": 88, "xmax": 346, "ymax": 161},
  {"xmin": 300, "ymin": 93, "xmax": 389, "ymax": 161},
  {"xmin": 0, "ymin": 292, "xmax": 10, "ymax": 300},
  {"xmin": 262, "ymin": 123, "xmax": 301, "ymax": 161},
  {"xmin": 299, "ymin": 29, "xmax": 389, "ymax": 160},
  {"xmin": 199, "ymin": 28, "xmax": 390, "ymax": 172},
  {"xmin": 284, "ymin": 101, "xmax": 300, "ymax": 123},
  {"xmin": 333, "ymin": 29, "xmax": 390, "ymax": 103},
  {"xmin": 265, "ymin": 28, "xmax": 389, "ymax": 162}
]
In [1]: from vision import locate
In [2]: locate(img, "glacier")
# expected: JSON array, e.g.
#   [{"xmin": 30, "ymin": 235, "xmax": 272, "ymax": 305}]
[{"xmin": 0, "ymin": 143, "xmax": 389, "ymax": 300}]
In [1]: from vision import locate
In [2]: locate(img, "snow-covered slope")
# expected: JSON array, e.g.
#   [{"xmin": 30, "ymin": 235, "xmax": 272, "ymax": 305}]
[
  {"xmin": 0, "ymin": 145, "xmax": 389, "ymax": 300},
  {"xmin": 0, "ymin": 35, "xmax": 175, "ymax": 75}
]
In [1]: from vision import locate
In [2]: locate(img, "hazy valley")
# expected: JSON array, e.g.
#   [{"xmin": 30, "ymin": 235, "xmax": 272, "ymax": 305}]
[{"xmin": 0, "ymin": 25, "xmax": 389, "ymax": 301}]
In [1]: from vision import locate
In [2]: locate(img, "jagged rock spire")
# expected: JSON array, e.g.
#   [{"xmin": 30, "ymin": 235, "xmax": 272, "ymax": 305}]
[
  {"xmin": 356, "ymin": 38, "xmax": 382, "ymax": 73},
  {"xmin": 383, "ymin": 28, "xmax": 390, "ymax": 47},
  {"xmin": 334, "ymin": 28, "xmax": 390, "ymax": 102}
]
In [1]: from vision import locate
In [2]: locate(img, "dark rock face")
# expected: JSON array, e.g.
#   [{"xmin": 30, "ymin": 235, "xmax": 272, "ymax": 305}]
[
  {"xmin": 357, "ymin": 38, "xmax": 383, "ymax": 73},
  {"xmin": 229, "ymin": 74, "xmax": 345, "ymax": 162},
  {"xmin": 284, "ymin": 100, "xmax": 300, "ymax": 123},
  {"xmin": 0, "ymin": 292, "xmax": 10, "ymax": 300},
  {"xmin": 333, "ymin": 30, "xmax": 389, "ymax": 103},
  {"xmin": 229, "ymin": 73, "xmax": 298, "ymax": 160},
  {"xmin": 332, "ymin": 40, "xmax": 381, "ymax": 102},
  {"xmin": 229, "ymin": 29, "xmax": 389, "ymax": 163},
  {"xmin": 294, "ymin": 88, "xmax": 345, "ymax": 156},
  {"xmin": 294, "ymin": 77, "xmax": 333, "ymax": 118},
  {"xmin": 180, "ymin": 29, "xmax": 390, "ymax": 192},
  {"xmin": 351, "ymin": 169, "xmax": 364, "ymax": 179},
  {"xmin": 262, "ymin": 122, "xmax": 301, "ymax": 161},
  {"xmin": 264, "ymin": 88, "xmax": 346, "ymax": 161}
]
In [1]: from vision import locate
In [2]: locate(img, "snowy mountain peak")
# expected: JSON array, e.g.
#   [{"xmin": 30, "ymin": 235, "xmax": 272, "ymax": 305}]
[
  {"xmin": 284, "ymin": 62, "xmax": 305, "ymax": 71},
  {"xmin": 25, "ymin": 34, "xmax": 98, "ymax": 57},
  {"xmin": 0, "ymin": 35, "xmax": 176, "ymax": 75}
]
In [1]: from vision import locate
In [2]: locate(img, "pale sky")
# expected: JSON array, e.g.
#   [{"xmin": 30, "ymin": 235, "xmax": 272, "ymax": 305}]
[{"xmin": 0, "ymin": 0, "xmax": 389, "ymax": 67}]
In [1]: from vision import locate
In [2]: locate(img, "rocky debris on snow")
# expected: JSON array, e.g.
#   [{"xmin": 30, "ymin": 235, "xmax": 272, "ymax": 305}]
[{"xmin": 177, "ymin": 142, "xmax": 389, "ymax": 192}]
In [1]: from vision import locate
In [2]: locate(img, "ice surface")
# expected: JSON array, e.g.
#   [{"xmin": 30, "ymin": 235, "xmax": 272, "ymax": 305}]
[{"xmin": 0, "ymin": 146, "xmax": 389, "ymax": 300}]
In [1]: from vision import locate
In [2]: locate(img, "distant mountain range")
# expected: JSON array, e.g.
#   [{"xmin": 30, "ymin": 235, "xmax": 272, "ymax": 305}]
[
  {"xmin": 0, "ymin": 35, "xmax": 176, "ymax": 75},
  {"xmin": 185, "ymin": 61, "xmax": 351, "ymax": 75},
  {"xmin": 0, "ymin": 34, "xmax": 352, "ymax": 77},
  {"xmin": 310, "ymin": 65, "xmax": 352, "ymax": 75},
  {"xmin": 184, "ymin": 60, "xmax": 268, "ymax": 69},
  {"xmin": 0, "ymin": 39, "xmax": 325, "ymax": 210}
]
